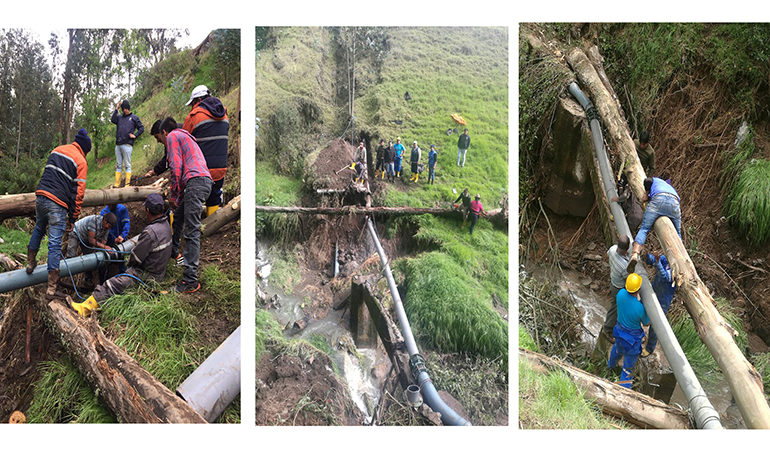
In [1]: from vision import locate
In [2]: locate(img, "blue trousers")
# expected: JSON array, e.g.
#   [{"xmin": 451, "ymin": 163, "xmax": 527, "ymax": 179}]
[
  {"xmin": 645, "ymin": 295, "xmax": 673, "ymax": 354},
  {"xmin": 29, "ymin": 196, "xmax": 68, "ymax": 272},
  {"xmin": 608, "ymin": 324, "xmax": 644, "ymax": 388},
  {"xmin": 394, "ymin": 156, "xmax": 402, "ymax": 175}
]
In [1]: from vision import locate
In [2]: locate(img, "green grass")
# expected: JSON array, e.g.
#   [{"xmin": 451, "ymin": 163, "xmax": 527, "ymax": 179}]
[
  {"xmin": 724, "ymin": 159, "xmax": 770, "ymax": 246},
  {"xmin": 519, "ymin": 359, "xmax": 627, "ymax": 429},
  {"xmin": 27, "ymin": 358, "xmax": 116, "ymax": 423},
  {"xmin": 267, "ymin": 245, "xmax": 302, "ymax": 292},
  {"xmin": 0, "ymin": 219, "xmax": 47, "ymax": 257},
  {"xmin": 671, "ymin": 297, "xmax": 748, "ymax": 385},
  {"xmin": 519, "ymin": 325, "xmax": 539, "ymax": 352},
  {"xmin": 199, "ymin": 264, "xmax": 240, "ymax": 323},
  {"xmin": 256, "ymin": 308, "xmax": 285, "ymax": 362},
  {"xmin": 400, "ymin": 251, "xmax": 507, "ymax": 362}
]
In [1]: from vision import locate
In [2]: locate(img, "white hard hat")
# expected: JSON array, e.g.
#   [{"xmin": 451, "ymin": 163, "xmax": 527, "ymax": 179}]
[{"xmin": 186, "ymin": 85, "xmax": 210, "ymax": 106}]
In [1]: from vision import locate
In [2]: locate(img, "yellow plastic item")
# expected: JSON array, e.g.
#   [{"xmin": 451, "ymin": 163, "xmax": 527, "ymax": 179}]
[
  {"xmin": 625, "ymin": 273, "xmax": 642, "ymax": 293},
  {"xmin": 125, "ymin": 172, "xmax": 132, "ymax": 186},
  {"xmin": 451, "ymin": 113, "xmax": 466, "ymax": 126},
  {"xmin": 71, "ymin": 295, "xmax": 99, "ymax": 318},
  {"xmin": 169, "ymin": 212, "xmax": 174, "ymax": 228},
  {"xmin": 415, "ymin": 173, "xmax": 419, "ymax": 182},
  {"xmin": 206, "ymin": 205, "xmax": 219, "ymax": 216},
  {"xmin": 114, "ymin": 172, "xmax": 122, "ymax": 188}
]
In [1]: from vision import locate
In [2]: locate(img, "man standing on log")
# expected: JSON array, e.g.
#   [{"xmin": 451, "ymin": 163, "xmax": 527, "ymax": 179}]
[
  {"xmin": 626, "ymin": 177, "xmax": 681, "ymax": 273},
  {"xmin": 26, "ymin": 129, "xmax": 91, "ymax": 299},
  {"xmin": 183, "ymin": 85, "xmax": 229, "ymax": 217},
  {"xmin": 600, "ymin": 235, "xmax": 631, "ymax": 343},
  {"xmin": 384, "ymin": 140, "xmax": 396, "ymax": 182},
  {"xmin": 457, "ymin": 128, "xmax": 470, "ymax": 168},
  {"xmin": 635, "ymin": 130, "xmax": 655, "ymax": 176},
  {"xmin": 161, "ymin": 117, "xmax": 213, "ymax": 293},
  {"xmin": 608, "ymin": 273, "xmax": 649, "ymax": 389},
  {"xmin": 111, "ymin": 100, "xmax": 144, "ymax": 188},
  {"xmin": 71, "ymin": 194, "xmax": 172, "ymax": 317},
  {"xmin": 641, "ymin": 253, "xmax": 676, "ymax": 357},
  {"xmin": 409, "ymin": 141, "xmax": 421, "ymax": 183},
  {"xmin": 393, "ymin": 137, "xmax": 405, "ymax": 178}
]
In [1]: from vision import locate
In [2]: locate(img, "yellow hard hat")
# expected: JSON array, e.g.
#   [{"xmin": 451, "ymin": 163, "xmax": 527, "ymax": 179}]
[{"xmin": 625, "ymin": 273, "xmax": 642, "ymax": 293}]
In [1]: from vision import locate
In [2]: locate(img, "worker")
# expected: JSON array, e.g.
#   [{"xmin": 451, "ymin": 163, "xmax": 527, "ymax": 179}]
[
  {"xmin": 26, "ymin": 129, "xmax": 91, "ymax": 299},
  {"xmin": 183, "ymin": 85, "xmax": 229, "ymax": 216},
  {"xmin": 641, "ymin": 253, "xmax": 676, "ymax": 357},
  {"xmin": 375, "ymin": 139, "xmax": 386, "ymax": 179},
  {"xmin": 608, "ymin": 273, "xmax": 649, "ymax": 389},
  {"xmin": 409, "ymin": 141, "xmax": 421, "ymax": 182},
  {"xmin": 110, "ymin": 99, "xmax": 144, "ymax": 187},
  {"xmin": 635, "ymin": 130, "xmax": 655, "ymax": 175},
  {"xmin": 457, "ymin": 128, "xmax": 470, "ymax": 168},
  {"xmin": 427, "ymin": 144, "xmax": 438, "ymax": 185},
  {"xmin": 626, "ymin": 177, "xmax": 681, "ymax": 273},
  {"xmin": 353, "ymin": 161, "xmax": 366, "ymax": 184},
  {"xmin": 65, "ymin": 213, "xmax": 117, "ymax": 289},
  {"xmin": 71, "ymin": 194, "xmax": 172, "ymax": 318},
  {"xmin": 160, "ymin": 117, "xmax": 213, "ymax": 293},
  {"xmin": 384, "ymin": 140, "xmax": 396, "ymax": 182},
  {"xmin": 600, "ymin": 235, "xmax": 631, "ymax": 343},
  {"xmin": 612, "ymin": 174, "xmax": 643, "ymax": 233},
  {"xmin": 144, "ymin": 120, "xmax": 170, "ymax": 178},
  {"xmin": 393, "ymin": 137, "xmax": 405, "ymax": 178},
  {"xmin": 100, "ymin": 204, "xmax": 130, "ymax": 246},
  {"xmin": 453, "ymin": 188, "xmax": 472, "ymax": 228},
  {"xmin": 469, "ymin": 193, "xmax": 486, "ymax": 234}
]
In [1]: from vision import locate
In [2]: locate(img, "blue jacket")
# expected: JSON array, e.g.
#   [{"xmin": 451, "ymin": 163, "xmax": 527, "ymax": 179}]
[
  {"xmin": 111, "ymin": 110, "xmax": 144, "ymax": 146},
  {"xmin": 616, "ymin": 288, "xmax": 649, "ymax": 331},
  {"xmin": 100, "ymin": 204, "xmax": 130, "ymax": 244},
  {"xmin": 428, "ymin": 149, "xmax": 437, "ymax": 167},
  {"xmin": 645, "ymin": 253, "xmax": 676, "ymax": 308},
  {"xmin": 650, "ymin": 177, "xmax": 679, "ymax": 201}
]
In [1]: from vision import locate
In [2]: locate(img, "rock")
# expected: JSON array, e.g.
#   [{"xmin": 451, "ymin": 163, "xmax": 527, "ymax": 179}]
[
  {"xmin": 580, "ymin": 277, "xmax": 592, "ymax": 287},
  {"xmin": 587, "ymin": 242, "xmax": 596, "ymax": 251},
  {"xmin": 589, "ymin": 282, "xmax": 599, "ymax": 291},
  {"xmin": 257, "ymin": 263, "xmax": 271, "ymax": 280},
  {"xmin": 584, "ymin": 253, "xmax": 603, "ymax": 261}
]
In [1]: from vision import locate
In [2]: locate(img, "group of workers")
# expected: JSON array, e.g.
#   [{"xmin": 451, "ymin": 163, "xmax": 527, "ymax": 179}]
[
  {"xmin": 600, "ymin": 130, "xmax": 682, "ymax": 389},
  {"xmin": 25, "ymin": 84, "xmax": 230, "ymax": 317}
]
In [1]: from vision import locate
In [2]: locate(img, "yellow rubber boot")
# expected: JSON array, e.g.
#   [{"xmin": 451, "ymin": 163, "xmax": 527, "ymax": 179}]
[
  {"xmin": 71, "ymin": 295, "xmax": 99, "ymax": 318},
  {"xmin": 169, "ymin": 212, "xmax": 174, "ymax": 228},
  {"xmin": 114, "ymin": 172, "xmax": 122, "ymax": 188},
  {"xmin": 206, "ymin": 205, "xmax": 219, "ymax": 216},
  {"xmin": 415, "ymin": 173, "xmax": 419, "ymax": 183},
  {"xmin": 125, "ymin": 172, "xmax": 132, "ymax": 186}
]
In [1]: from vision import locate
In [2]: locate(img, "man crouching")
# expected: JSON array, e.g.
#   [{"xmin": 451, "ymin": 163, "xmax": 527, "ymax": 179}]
[{"xmin": 71, "ymin": 194, "xmax": 172, "ymax": 317}]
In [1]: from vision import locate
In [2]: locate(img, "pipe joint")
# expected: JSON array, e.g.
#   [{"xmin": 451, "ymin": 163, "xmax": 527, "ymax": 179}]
[{"xmin": 409, "ymin": 353, "xmax": 429, "ymax": 380}]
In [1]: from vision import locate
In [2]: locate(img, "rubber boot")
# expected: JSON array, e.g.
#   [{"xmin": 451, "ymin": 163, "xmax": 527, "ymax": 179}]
[
  {"xmin": 381, "ymin": 171, "xmax": 385, "ymax": 179},
  {"xmin": 415, "ymin": 173, "xmax": 419, "ymax": 183},
  {"xmin": 169, "ymin": 212, "xmax": 174, "ymax": 228},
  {"xmin": 70, "ymin": 295, "xmax": 99, "ymax": 318},
  {"xmin": 45, "ymin": 269, "xmax": 60, "ymax": 299},
  {"xmin": 125, "ymin": 172, "xmax": 132, "ymax": 186},
  {"xmin": 114, "ymin": 172, "xmax": 122, "ymax": 188},
  {"xmin": 206, "ymin": 205, "xmax": 219, "ymax": 217},
  {"xmin": 25, "ymin": 247, "xmax": 38, "ymax": 274}
]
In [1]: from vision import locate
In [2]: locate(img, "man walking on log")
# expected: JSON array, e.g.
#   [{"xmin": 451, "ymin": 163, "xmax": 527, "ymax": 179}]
[
  {"xmin": 183, "ymin": 85, "xmax": 230, "ymax": 217},
  {"xmin": 626, "ymin": 177, "xmax": 681, "ymax": 273},
  {"xmin": 635, "ymin": 130, "xmax": 655, "ymax": 175},
  {"xmin": 608, "ymin": 273, "xmax": 649, "ymax": 389},
  {"xmin": 600, "ymin": 235, "xmax": 631, "ymax": 343},
  {"xmin": 641, "ymin": 253, "xmax": 676, "ymax": 357},
  {"xmin": 457, "ymin": 128, "xmax": 470, "ymax": 168},
  {"xmin": 71, "ymin": 194, "xmax": 172, "ymax": 317},
  {"xmin": 161, "ymin": 117, "xmax": 213, "ymax": 293},
  {"xmin": 111, "ymin": 100, "xmax": 144, "ymax": 188},
  {"xmin": 26, "ymin": 129, "xmax": 91, "ymax": 299}
]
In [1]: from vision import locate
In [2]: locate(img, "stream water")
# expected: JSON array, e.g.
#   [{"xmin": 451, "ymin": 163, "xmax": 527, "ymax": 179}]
[{"xmin": 257, "ymin": 240, "xmax": 385, "ymax": 423}]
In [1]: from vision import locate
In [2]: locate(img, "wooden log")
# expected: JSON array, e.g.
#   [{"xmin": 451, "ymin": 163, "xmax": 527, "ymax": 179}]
[
  {"xmin": 0, "ymin": 186, "xmax": 163, "ymax": 221},
  {"xmin": 201, "ymin": 195, "xmax": 240, "ymax": 238},
  {"xmin": 520, "ymin": 348, "xmax": 690, "ymax": 429},
  {"xmin": 566, "ymin": 46, "xmax": 770, "ymax": 428},
  {"xmin": 255, "ymin": 204, "xmax": 504, "ymax": 220},
  {"xmin": 0, "ymin": 253, "xmax": 22, "ymax": 271},
  {"xmin": 42, "ymin": 298, "xmax": 206, "ymax": 423}
]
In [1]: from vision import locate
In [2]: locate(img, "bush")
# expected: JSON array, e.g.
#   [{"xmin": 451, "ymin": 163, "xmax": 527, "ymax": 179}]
[
  {"xmin": 724, "ymin": 158, "xmax": 770, "ymax": 247},
  {"xmin": 402, "ymin": 251, "xmax": 507, "ymax": 361},
  {"xmin": 0, "ymin": 155, "xmax": 43, "ymax": 194}
]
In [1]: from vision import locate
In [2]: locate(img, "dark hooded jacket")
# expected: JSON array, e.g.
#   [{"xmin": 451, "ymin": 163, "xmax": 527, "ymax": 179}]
[{"xmin": 183, "ymin": 96, "xmax": 229, "ymax": 181}]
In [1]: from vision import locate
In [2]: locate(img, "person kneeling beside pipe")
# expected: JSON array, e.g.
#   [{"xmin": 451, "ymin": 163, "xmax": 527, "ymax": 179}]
[{"xmin": 72, "ymin": 194, "xmax": 173, "ymax": 317}]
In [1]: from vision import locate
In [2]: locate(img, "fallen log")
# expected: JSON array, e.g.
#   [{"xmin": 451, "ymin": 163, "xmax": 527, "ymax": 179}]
[
  {"xmin": 256, "ymin": 204, "xmax": 504, "ymax": 219},
  {"xmin": 201, "ymin": 195, "xmax": 240, "ymax": 238},
  {"xmin": 0, "ymin": 185, "xmax": 164, "ymax": 221},
  {"xmin": 41, "ymin": 297, "xmax": 206, "ymax": 423},
  {"xmin": 520, "ymin": 348, "xmax": 690, "ymax": 429},
  {"xmin": 566, "ymin": 46, "xmax": 770, "ymax": 428}
]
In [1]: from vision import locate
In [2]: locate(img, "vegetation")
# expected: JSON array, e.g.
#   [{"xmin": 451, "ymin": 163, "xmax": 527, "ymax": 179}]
[
  {"xmin": 750, "ymin": 352, "xmax": 770, "ymax": 398},
  {"xmin": 724, "ymin": 159, "xmax": 770, "ymax": 246}
]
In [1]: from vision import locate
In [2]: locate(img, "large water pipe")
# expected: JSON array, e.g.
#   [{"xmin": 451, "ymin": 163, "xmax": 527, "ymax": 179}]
[
  {"xmin": 365, "ymin": 218, "xmax": 470, "ymax": 426},
  {"xmin": 569, "ymin": 82, "xmax": 722, "ymax": 429},
  {"xmin": 176, "ymin": 325, "xmax": 241, "ymax": 422},
  {"xmin": 0, "ymin": 235, "xmax": 139, "ymax": 294}
]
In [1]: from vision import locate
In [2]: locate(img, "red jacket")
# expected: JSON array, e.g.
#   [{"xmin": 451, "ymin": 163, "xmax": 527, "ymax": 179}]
[{"xmin": 36, "ymin": 142, "xmax": 88, "ymax": 222}]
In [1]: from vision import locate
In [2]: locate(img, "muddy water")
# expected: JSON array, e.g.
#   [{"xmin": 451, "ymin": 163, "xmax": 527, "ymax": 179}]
[{"xmin": 258, "ymin": 241, "xmax": 386, "ymax": 423}]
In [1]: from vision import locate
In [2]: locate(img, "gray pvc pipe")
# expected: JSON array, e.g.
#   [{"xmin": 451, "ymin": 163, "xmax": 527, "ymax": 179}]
[
  {"xmin": 177, "ymin": 325, "xmax": 241, "ymax": 423},
  {"xmin": 569, "ymin": 82, "xmax": 722, "ymax": 429},
  {"xmin": 0, "ymin": 236, "xmax": 138, "ymax": 294},
  {"xmin": 365, "ymin": 218, "xmax": 471, "ymax": 426}
]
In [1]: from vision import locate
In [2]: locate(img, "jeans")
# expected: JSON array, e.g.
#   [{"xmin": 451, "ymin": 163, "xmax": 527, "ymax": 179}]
[
  {"xmin": 635, "ymin": 194, "xmax": 681, "ymax": 245},
  {"xmin": 469, "ymin": 212, "xmax": 479, "ymax": 234},
  {"xmin": 115, "ymin": 144, "xmax": 133, "ymax": 172},
  {"xmin": 428, "ymin": 165, "xmax": 435, "ymax": 183},
  {"xmin": 29, "ymin": 196, "xmax": 67, "ymax": 272},
  {"xmin": 172, "ymin": 176, "xmax": 212, "ymax": 283},
  {"xmin": 457, "ymin": 147, "xmax": 468, "ymax": 167},
  {"xmin": 385, "ymin": 162, "xmax": 395, "ymax": 177},
  {"xmin": 206, "ymin": 178, "xmax": 224, "ymax": 207}
]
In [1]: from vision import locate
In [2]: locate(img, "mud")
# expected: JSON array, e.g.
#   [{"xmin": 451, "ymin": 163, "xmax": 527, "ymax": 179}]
[{"xmin": 307, "ymin": 139, "xmax": 356, "ymax": 190}]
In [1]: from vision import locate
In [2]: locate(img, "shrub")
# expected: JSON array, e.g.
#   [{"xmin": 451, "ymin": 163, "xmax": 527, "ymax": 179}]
[{"xmin": 725, "ymin": 159, "xmax": 770, "ymax": 246}]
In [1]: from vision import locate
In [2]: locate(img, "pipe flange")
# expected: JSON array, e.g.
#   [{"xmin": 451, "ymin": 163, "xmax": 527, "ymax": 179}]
[{"xmin": 409, "ymin": 353, "xmax": 428, "ymax": 378}]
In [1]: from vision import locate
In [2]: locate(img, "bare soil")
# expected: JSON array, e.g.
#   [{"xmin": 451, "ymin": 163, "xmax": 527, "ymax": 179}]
[{"xmin": 308, "ymin": 139, "xmax": 356, "ymax": 190}]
